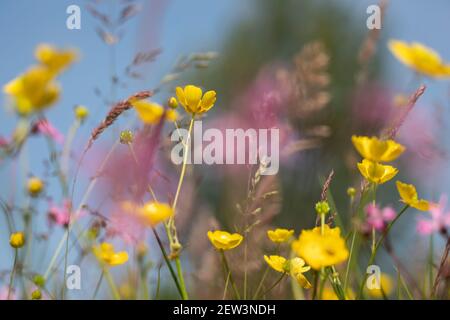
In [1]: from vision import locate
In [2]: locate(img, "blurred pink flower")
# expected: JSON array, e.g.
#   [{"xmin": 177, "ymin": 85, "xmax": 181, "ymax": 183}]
[
  {"xmin": 351, "ymin": 83, "xmax": 399, "ymax": 132},
  {"xmin": 32, "ymin": 119, "xmax": 64, "ymax": 144},
  {"xmin": 0, "ymin": 287, "xmax": 16, "ymax": 300},
  {"xmin": 0, "ymin": 136, "xmax": 8, "ymax": 148},
  {"xmin": 47, "ymin": 200, "xmax": 85, "ymax": 227},
  {"xmin": 364, "ymin": 203, "xmax": 396, "ymax": 231},
  {"xmin": 417, "ymin": 196, "xmax": 450, "ymax": 235}
]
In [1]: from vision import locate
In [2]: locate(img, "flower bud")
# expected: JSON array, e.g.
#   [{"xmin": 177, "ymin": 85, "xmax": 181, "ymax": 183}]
[
  {"xmin": 33, "ymin": 274, "xmax": 46, "ymax": 287},
  {"xmin": 315, "ymin": 201, "xmax": 330, "ymax": 216},
  {"xmin": 168, "ymin": 97, "xmax": 178, "ymax": 109},
  {"xmin": 31, "ymin": 289, "xmax": 42, "ymax": 300},
  {"xmin": 74, "ymin": 105, "xmax": 89, "ymax": 121},
  {"xmin": 10, "ymin": 232, "xmax": 25, "ymax": 248},
  {"xmin": 120, "ymin": 130, "xmax": 134, "ymax": 145},
  {"xmin": 27, "ymin": 177, "xmax": 44, "ymax": 197},
  {"xmin": 347, "ymin": 187, "xmax": 356, "ymax": 197}
]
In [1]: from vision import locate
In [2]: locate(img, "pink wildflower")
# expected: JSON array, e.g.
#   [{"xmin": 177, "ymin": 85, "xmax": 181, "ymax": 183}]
[
  {"xmin": 32, "ymin": 119, "xmax": 64, "ymax": 144},
  {"xmin": 48, "ymin": 200, "xmax": 85, "ymax": 227},
  {"xmin": 365, "ymin": 203, "xmax": 397, "ymax": 231},
  {"xmin": 417, "ymin": 196, "xmax": 450, "ymax": 235}
]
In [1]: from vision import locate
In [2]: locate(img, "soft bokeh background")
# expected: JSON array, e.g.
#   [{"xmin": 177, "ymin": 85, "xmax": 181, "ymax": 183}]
[{"xmin": 1, "ymin": 0, "xmax": 450, "ymax": 299}]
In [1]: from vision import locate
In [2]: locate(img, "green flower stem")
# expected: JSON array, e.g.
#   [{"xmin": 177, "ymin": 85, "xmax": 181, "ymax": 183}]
[
  {"xmin": 7, "ymin": 249, "xmax": 18, "ymax": 300},
  {"xmin": 220, "ymin": 250, "xmax": 240, "ymax": 300},
  {"xmin": 165, "ymin": 116, "xmax": 195, "ymax": 301},
  {"xmin": 253, "ymin": 244, "xmax": 279, "ymax": 300},
  {"xmin": 151, "ymin": 228, "xmax": 184, "ymax": 299},
  {"xmin": 311, "ymin": 270, "xmax": 319, "ymax": 300},
  {"xmin": 104, "ymin": 268, "xmax": 120, "ymax": 300},
  {"xmin": 358, "ymin": 204, "xmax": 410, "ymax": 298},
  {"xmin": 92, "ymin": 270, "xmax": 104, "ymax": 300},
  {"xmin": 258, "ymin": 273, "xmax": 286, "ymax": 299},
  {"xmin": 252, "ymin": 266, "xmax": 269, "ymax": 300}
]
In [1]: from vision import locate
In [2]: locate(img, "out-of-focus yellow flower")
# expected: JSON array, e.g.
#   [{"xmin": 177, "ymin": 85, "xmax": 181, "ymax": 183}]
[
  {"xmin": 388, "ymin": 40, "xmax": 450, "ymax": 78},
  {"xmin": 132, "ymin": 100, "xmax": 178, "ymax": 124},
  {"xmin": 175, "ymin": 85, "xmax": 216, "ymax": 115},
  {"xmin": 322, "ymin": 286, "xmax": 355, "ymax": 300},
  {"xmin": 290, "ymin": 257, "xmax": 312, "ymax": 289},
  {"xmin": 357, "ymin": 159, "xmax": 398, "ymax": 185},
  {"xmin": 137, "ymin": 201, "xmax": 173, "ymax": 227},
  {"xmin": 9, "ymin": 232, "xmax": 25, "ymax": 248},
  {"xmin": 27, "ymin": 177, "xmax": 44, "ymax": 197},
  {"xmin": 267, "ymin": 228, "xmax": 294, "ymax": 243},
  {"xmin": 366, "ymin": 273, "xmax": 394, "ymax": 298},
  {"xmin": 93, "ymin": 242, "xmax": 128, "ymax": 266},
  {"xmin": 207, "ymin": 230, "xmax": 243, "ymax": 250},
  {"xmin": 352, "ymin": 136, "xmax": 405, "ymax": 163},
  {"xmin": 264, "ymin": 255, "xmax": 289, "ymax": 273},
  {"xmin": 292, "ymin": 225, "xmax": 349, "ymax": 270},
  {"xmin": 3, "ymin": 66, "xmax": 60, "ymax": 115},
  {"xmin": 35, "ymin": 44, "xmax": 77, "ymax": 75},
  {"xmin": 396, "ymin": 181, "xmax": 430, "ymax": 211},
  {"xmin": 74, "ymin": 105, "xmax": 89, "ymax": 121}
]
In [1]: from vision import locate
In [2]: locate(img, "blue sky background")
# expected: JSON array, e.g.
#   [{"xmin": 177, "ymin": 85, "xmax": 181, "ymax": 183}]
[{"xmin": 1, "ymin": 0, "xmax": 450, "ymax": 297}]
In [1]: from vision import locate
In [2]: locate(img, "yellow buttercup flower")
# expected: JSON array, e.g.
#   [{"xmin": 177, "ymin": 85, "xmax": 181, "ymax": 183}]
[
  {"xmin": 366, "ymin": 273, "xmax": 394, "ymax": 298},
  {"xmin": 357, "ymin": 159, "xmax": 398, "ymax": 185},
  {"xmin": 351, "ymin": 136, "xmax": 405, "ymax": 163},
  {"xmin": 93, "ymin": 242, "xmax": 128, "ymax": 266},
  {"xmin": 132, "ymin": 100, "xmax": 179, "ymax": 124},
  {"xmin": 27, "ymin": 177, "xmax": 44, "ymax": 197},
  {"xmin": 4, "ymin": 66, "xmax": 60, "ymax": 115},
  {"xmin": 292, "ymin": 225, "xmax": 349, "ymax": 270},
  {"xmin": 264, "ymin": 255, "xmax": 312, "ymax": 289},
  {"xmin": 175, "ymin": 85, "xmax": 216, "ymax": 115},
  {"xmin": 137, "ymin": 201, "xmax": 174, "ymax": 227},
  {"xmin": 388, "ymin": 40, "xmax": 450, "ymax": 78},
  {"xmin": 264, "ymin": 255, "xmax": 289, "ymax": 273},
  {"xmin": 9, "ymin": 232, "xmax": 25, "ymax": 248},
  {"xmin": 267, "ymin": 228, "xmax": 294, "ymax": 243},
  {"xmin": 290, "ymin": 257, "xmax": 312, "ymax": 289},
  {"xmin": 207, "ymin": 230, "xmax": 243, "ymax": 250},
  {"xmin": 35, "ymin": 44, "xmax": 77, "ymax": 75},
  {"xmin": 396, "ymin": 181, "xmax": 430, "ymax": 211}
]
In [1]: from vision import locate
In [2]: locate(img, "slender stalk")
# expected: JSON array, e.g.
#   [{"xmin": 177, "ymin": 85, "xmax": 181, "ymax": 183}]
[
  {"xmin": 258, "ymin": 273, "xmax": 286, "ymax": 299},
  {"xmin": 343, "ymin": 230, "xmax": 356, "ymax": 292},
  {"xmin": 358, "ymin": 204, "xmax": 410, "ymax": 298},
  {"xmin": 220, "ymin": 250, "xmax": 240, "ymax": 300},
  {"xmin": 222, "ymin": 272, "xmax": 231, "ymax": 300},
  {"xmin": 104, "ymin": 268, "xmax": 120, "ymax": 300},
  {"xmin": 252, "ymin": 266, "xmax": 270, "ymax": 300},
  {"xmin": 8, "ymin": 249, "xmax": 18, "ymax": 300},
  {"xmin": 92, "ymin": 271, "xmax": 104, "ymax": 300},
  {"xmin": 311, "ymin": 271, "xmax": 319, "ymax": 300},
  {"xmin": 166, "ymin": 116, "xmax": 195, "ymax": 300},
  {"xmin": 431, "ymin": 232, "xmax": 450, "ymax": 297},
  {"xmin": 151, "ymin": 228, "xmax": 184, "ymax": 299}
]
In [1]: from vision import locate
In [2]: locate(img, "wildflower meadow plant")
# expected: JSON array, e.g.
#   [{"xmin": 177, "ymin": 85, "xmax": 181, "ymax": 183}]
[{"xmin": 2, "ymin": 1, "xmax": 450, "ymax": 305}]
